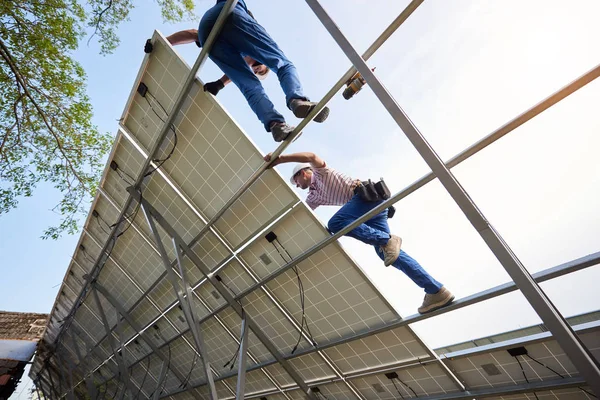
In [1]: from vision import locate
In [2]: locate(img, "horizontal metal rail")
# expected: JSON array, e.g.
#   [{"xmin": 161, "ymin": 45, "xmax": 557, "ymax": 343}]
[{"xmin": 166, "ymin": 250, "xmax": 600, "ymax": 395}]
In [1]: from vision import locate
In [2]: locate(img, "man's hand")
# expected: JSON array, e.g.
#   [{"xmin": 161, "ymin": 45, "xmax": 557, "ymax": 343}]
[
  {"xmin": 264, "ymin": 152, "xmax": 280, "ymax": 168},
  {"xmin": 144, "ymin": 39, "xmax": 153, "ymax": 53},
  {"xmin": 203, "ymin": 80, "xmax": 225, "ymax": 96}
]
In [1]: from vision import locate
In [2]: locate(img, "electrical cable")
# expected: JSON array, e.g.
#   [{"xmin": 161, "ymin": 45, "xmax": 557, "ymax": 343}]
[
  {"xmin": 134, "ymin": 353, "xmax": 151, "ymax": 400},
  {"xmin": 142, "ymin": 91, "xmax": 178, "ymax": 178},
  {"xmin": 93, "ymin": 212, "xmax": 111, "ymax": 236},
  {"xmin": 179, "ymin": 351, "xmax": 198, "ymax": 389},
  {"xmin": 514, "ymin": 355, "xmax": 539, "ymax": 400},
  {"xmin": 390, "ymin": 379, "xmax": 405, "ymax": 399},
  {"xmin": 218, "ymin": 276, "xmax": 246, "ymax": 370},
  {"xmin": 269, "ymin": 237, "xmax": 317, "ymax": 353},
  {"xmin": 524, "ymin": 353, "xmax": 597, "ymax": 398},
  {"xmin": 148, "ymin": 327, "xmax": 172, "ymax": 399}
]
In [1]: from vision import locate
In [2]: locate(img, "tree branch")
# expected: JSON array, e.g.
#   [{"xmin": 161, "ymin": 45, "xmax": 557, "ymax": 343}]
[
  {"xmin": 87, "ymin": 0, "xmax": 114, "ymax": 47},
  {"xmin": 0, "ymin": 37, "xmax": 91, "ymax": 193}
]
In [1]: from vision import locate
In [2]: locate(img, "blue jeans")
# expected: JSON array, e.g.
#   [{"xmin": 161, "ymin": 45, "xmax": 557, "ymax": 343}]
[
  {"xmin": 198, "ymin": 3, "xmax": 307, "ymax": 131},
  {"xmin": 328, "ymin": 195, "xmax": 443, "ymax": 294}
]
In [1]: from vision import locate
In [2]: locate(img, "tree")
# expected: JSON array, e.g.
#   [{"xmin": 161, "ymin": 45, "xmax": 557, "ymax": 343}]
[{"xmin": 0, "ymin": 0, "xmax": 195, "ymax": 239}]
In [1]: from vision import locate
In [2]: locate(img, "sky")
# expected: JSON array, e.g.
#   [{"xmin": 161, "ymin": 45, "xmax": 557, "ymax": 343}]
[{"xmin": 3, "ymin": 0, "xmax": 600, "ymax": 397}]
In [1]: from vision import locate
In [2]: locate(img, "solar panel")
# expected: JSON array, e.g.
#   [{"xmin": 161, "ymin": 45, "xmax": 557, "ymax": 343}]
[{"xmin": 29, "ymin": 23, "xmax": 600, "ymax": 400}]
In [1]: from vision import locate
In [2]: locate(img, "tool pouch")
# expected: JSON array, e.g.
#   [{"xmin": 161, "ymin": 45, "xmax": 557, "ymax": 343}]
[
  {"xmin": 355, "ymin": 180, "xmax": 379, "ymax": 202},
  {"xmin": 356, "ymin": 178, "xmax": 391, "ymax": 202}
]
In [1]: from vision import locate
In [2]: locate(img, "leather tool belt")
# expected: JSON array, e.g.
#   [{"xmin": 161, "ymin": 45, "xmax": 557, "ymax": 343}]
[{"xmin": 353, "ymin": 178, "xmax": 396, "ymax": 218}]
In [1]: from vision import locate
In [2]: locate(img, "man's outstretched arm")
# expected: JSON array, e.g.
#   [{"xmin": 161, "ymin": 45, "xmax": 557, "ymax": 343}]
[
  {"xmin": 166, "ymin": 29, "xmax": 198, "ymax": 46},
  {"xmin": 264, "ymin": 152, "xmax": 325, "ymax": 168}
]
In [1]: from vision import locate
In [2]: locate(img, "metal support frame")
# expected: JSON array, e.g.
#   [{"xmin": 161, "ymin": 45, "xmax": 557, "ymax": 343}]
[
  {"xmin": 70, "ymin": 337, "xmax": 98, "ymax": 400},
  {"xmin": 415, "ymin": 377, "xmax": 586, "ymax": 400},
  {"xmin": 141, "ymin": 201, "xmax": 219, "ymax": 400},
  {"xmin": 90, "ymin": 285, "xmax": 136, "ymax": 398},
  {"xmin": 45, "ymin": 365, "xmax": 59, "ymax": 399},
  {"xmin": 33, "ymin": 0, "xmax": 600, "ymax": 396},
  {"xmin": 132, "ymin": 190, "xmax": 318, "ymax": 400},
  {"xmin": 55, "ymin": 353, "xmax": 75, "ymax": 400},
  {"xmin": 44, "ymin": 1, "xmax": 240, "ymax": 387},
  {"xmin": 93, "ymin": 281, "xmax": 190, "ymax": 386},
  {"xmin": 305, "ymin": 0, "xmax": 600, "ymax": 391},
  {"xmin": 235, "ymin": 316, "xmax": 249, "ymax": 400},
  {"xmin": 181, "ymin": 250, "xmax": 600, "ymax": 394}
]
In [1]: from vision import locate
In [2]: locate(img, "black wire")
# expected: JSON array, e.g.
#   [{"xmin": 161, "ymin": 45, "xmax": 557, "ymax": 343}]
[
  {"xmin": 142, "ymin": 92, "xmax": 178, "ymax": 178},
  {"xmin": 115, "ymin": 167, "xmax": 135, "ymax": 185},
  {"xmin": 271, "ymin": 238, "xmax": 317, "ymax": 352},
  {"xmin": 94, "ymin": 213, "xmax": 111, "ymax": 236},
  {"xmin": 134, "ymin": 354, "xmax": 151, "ymax": 399},
  {"xmin": 148, "ymin": 330, "xmax": 172, "ymax": 398},
  {"xmin": 180, "ymin": 351, "xmax": 198, "ymax": 388},
  {"xmin": 397, "ymin": 377, "xmax": 417, "ymax": 398},
  {"xmin": 525, "ymin": 354, "xmax": 597, "ymax": 398},
  {"xmin": 220, "ymin": 279, "xmax": 246, "ymax": 370},
  {"xmin": 515, "ymin": 356, "xmax": 539, "ymax": 400},
  {"xmin": 390, "ymin": 379, "xmax": 405, "ymax": 399}
]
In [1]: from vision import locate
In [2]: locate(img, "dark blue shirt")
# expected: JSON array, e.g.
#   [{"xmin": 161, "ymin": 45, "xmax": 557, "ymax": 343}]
[{"xmin": 216, "ymin": 0, "xmax": 248, "ymax": 12}]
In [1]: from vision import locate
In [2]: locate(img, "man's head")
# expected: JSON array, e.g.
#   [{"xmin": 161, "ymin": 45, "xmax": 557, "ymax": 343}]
[
  {"xmin": 252, "ymin": 62, "xmax": 270, "ymax": 80},
  {"xmin": 290, "ymin": 163, "xmax": 312, "ymax": 189}
]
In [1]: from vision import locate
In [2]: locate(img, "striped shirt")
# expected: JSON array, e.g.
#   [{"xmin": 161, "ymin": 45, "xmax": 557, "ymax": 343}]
[{"xmin": 305, "ymin": 164, "xmax": 358, "ymax": 210}]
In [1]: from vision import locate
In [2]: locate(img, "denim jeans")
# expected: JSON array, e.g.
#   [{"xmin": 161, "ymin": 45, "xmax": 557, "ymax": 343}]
[
  {"xmin": 198, "ymin": 3, "xmax": 307, "ymax": 131},
  {"xmin": 328, "ymin": 195, "xmax": 443, "ymax": 294}
]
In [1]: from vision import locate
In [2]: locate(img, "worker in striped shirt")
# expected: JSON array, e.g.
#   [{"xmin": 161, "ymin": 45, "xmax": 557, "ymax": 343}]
[{"xmin": 265, "ymin": 151, "xmax": 454, "ymax": 314}]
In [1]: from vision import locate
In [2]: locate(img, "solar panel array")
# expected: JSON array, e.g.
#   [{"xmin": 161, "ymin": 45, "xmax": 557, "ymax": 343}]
[{"xmin": 29, "ymin": 26, "xmax": 599, "ymax": 400}]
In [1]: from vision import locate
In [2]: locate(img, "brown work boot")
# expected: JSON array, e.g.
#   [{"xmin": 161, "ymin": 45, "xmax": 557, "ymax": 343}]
[
  {"xmin": 289, "ymin": 99, "xmax": 330, "ymax": 123},
  {"xmin": 418, "ymin": 287, "xmax": 455, "ymax": 314},
  {"xmin": 270, "ymin": 122, "xmax": 295, "ymax": 142},
  {"xmin": 380, "ymin": 234, "xmax": 402, "ymax": 266}
]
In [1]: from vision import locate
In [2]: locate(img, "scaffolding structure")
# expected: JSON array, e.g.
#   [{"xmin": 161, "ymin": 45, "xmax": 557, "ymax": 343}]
[{"xmin": 30, "ymin": 0, "xmax": 600, "ymax": 399}]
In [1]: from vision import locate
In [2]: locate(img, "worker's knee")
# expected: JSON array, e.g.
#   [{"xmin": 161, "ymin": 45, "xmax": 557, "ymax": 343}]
[{"xmin": 327, "ymin": 215, "xmax": 345, "ymax": 234}]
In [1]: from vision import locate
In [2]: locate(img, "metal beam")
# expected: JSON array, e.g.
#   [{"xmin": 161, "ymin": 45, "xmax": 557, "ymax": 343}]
[
  {"xmin": 133, "ymin": 192, "xmax": 318, "ymax": 400},
  {"xmin": 90, "ymin": 286, "xmax": 135, "ymax": 398},
  {"xmin": 414, "ymin": 377, "xmax": 587, "ymax": 400},
  {"xmin": 186, "ymin": 251, "xmax": 600, "ymax": 389},
  {"xmin": 140, "ymin": 201, "xmax": 218, "ymax": 399},
  {"xmin": 93, "ymin": 281, "xmax": 189, "ymax": 385},
  {"xmin": 306, "ymin": 0, "xmax": 600, "ymax": 391},
  {"xmin": 235, "ymin": 316, "xmax": 249, "ymax": 400}
]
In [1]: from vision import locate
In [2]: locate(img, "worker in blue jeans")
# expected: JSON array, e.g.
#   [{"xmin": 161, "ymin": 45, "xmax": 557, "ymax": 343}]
[
  {"xmin": 151, "ymin": 0, "xmax": 330, "ymax": 142},
  {"xmin": 264, "ymin": 151, "xmax": 455, "ymax": 314}
]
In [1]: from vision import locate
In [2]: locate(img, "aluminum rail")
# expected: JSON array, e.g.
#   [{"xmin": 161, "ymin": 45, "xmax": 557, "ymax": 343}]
[
  {"xmin": 306, "ymin": 0, "xmax": 600, "ymax": 391},
  {"xmin": 36, "ymin": 0, "xmax": 240, "ymax": 388},
  {"xmin": 167, "ymin": 250, "xmax": 600, "ymax": 395}
]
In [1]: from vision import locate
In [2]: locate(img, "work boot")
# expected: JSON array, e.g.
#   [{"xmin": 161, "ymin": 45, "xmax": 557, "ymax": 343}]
[
  {"xmin": 270, "ymin": 122, "xmax": 296, "ymax": 142},
  {"xmin": 418, "ymin": 287, "xmax": 455, "ymax": 314},
  {"xmin": 380, "ymin": 234, "xmax": 402, "ymax": 266},
  {"xmin": 289, "ymin": 99, "xmax": 330, "ymax": 123}
]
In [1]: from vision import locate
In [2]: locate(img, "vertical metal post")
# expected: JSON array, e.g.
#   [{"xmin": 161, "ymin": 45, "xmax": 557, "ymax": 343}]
[
  {"xmin": 68, "ymin": 331, "xmax": 99, "ymax": 399},
  {"xmin": 90, "ymin": 285, "xmax": 136, "ymax": 398},
  {"xmin": 304, "ymin": 0, "xmax": 600, "ymax": 391},
  {"xmin": 152, "ymin": 361, "xmax": 169, "ymax": 400},
  {"xmin": 93, "ymin": 281, "xmax": 190, "ymax": 386},
  {"xmin": 56, "ymin": 353, "xmax": 75, "ymax": 400},
  {"xmin": 133, "ymin": 194, "xmax": 317, "ymax": 400},
  {"xmin": 46, "ymin": 367, "xmax": 59, "ymax": 400},
  {"xmin": 140, "ymin": 202, "xmax": 219, "ymax": 400},
  {"xmin": 236, "ymin": 316, "xmax": 249, "ymax": 400}
]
